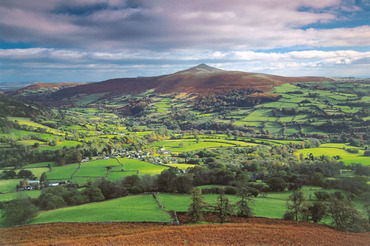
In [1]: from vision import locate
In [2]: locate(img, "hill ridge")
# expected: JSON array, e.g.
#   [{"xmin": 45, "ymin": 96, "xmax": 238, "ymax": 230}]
[{"xmin": 37, "ymin": 65, "xmax": 333, "ymax": 100}]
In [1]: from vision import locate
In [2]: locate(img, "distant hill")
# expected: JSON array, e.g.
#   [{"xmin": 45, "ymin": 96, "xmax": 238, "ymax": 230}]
[
  {"xmin": 0, "ymin": 81, "xmax": 39, "ymax": 91},
  {"xmin": 0, "ymin": 93, "xmax": 53, "ymax": 119},
  {"xmin": 7, "ymin": 82, "xmax": 87, "ymax": 98},
  {"xmin": 50, "ymin": 64, "xmax": 332, "ymax": 100}
]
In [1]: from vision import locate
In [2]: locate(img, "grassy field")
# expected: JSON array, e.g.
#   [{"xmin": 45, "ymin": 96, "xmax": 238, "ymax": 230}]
[
  {"xmin": 0, "ymin": 179, "xmax": 22, "ymax": 193},
  {"xmin": 157, "ymin": 193, "xmax": 286, "ymax": 219},
  {"xmin": 74, "ymin": 159, "xmax": 120, "ymax": 178},
  {"xmin": 46, "ymin": 163, "xmax": 80, "ymax": 181},
  {"xmin": 156, "ymin": 186, "xmax": 361, "ymax": 219},
  {"xmin": 299, "ymin": 148, "xmax": 370, "ymax": 165},
  {"xmin": 30, "ymin": 195, "xmax": 172, "ymax": 224},
  {"xmin": 0, "ymin": 190, "xmax": 41, "ymax": 202},
  {"xmin": 115, "ymin": 158, "xmax": 168, "ymax": 176},
  {"xmin": 23, "ymin": 162, "xmax": 56, "ymax": 168}
]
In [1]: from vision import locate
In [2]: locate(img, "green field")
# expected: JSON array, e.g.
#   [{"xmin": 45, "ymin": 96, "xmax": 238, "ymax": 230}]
[
  {"xmin": 299, "ymin": 148, "xmax": 370, "ymax": 165},
  {"xmin": 0, "ymin": 190, "xmax": 41, "ymax": 202},
  {"xmin": 23, "ymin": 162, "xmax": 56, "ymax": 168},
  {"xmin": 30, "ymin": 195, "xmax": 172, "ymax": 224},
  {"xmin": 0, "ymin": 179, "xmax": 22, "ymax": 193},
  {"xmin": 74, "ymin": 159, "xmax": 120, "ymax": 178},
  {"xmin": 47, "ymin": 163, "xmax": 80, "ymax": 181},
  {"xmin": 115, "ymin": 158, "xmax": 168, "ymax": 177},
  {"xmin": 156, "ymin": 186, "xmax": 358, "ymax": 219}
]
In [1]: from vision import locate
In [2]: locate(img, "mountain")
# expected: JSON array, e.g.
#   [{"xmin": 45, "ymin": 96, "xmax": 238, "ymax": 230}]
[{"xmin": 45, "ymin": 64, "xmax": 332, "ymax": 100}]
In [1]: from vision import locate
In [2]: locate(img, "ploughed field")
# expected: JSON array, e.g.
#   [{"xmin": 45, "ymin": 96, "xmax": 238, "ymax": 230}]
[{"xmin": 1, "ymin": 217, "xmax": 369, "ymax": 245}]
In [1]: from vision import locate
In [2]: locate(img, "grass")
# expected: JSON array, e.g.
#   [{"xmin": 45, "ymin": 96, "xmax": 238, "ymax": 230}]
[
  {"xmin": 165, "ymin": 164, "xmax": 196, "ymax": 169},
  {"xmin": 23, "ymin": 162, "xmax": 56, "ymax": 168},
  {"xmin": 74, "ymin": 159, "xmax": 120, "ymax": 178},
  {"xmin": 156, "ymin": 193, "xmax": 286, "ymax": 218},
  {"xmin": 0, "ymin": 190, "xmax": 41, "ymax": 202},
  {"xmin": 299, "ymin": 148, "xmax": 370, "ymax": 165},
  {"xmin": 21, "ymin": 168, "xmax": 49, "ymax": 178},
  {"xmin": 115, "ymin": 158, "xmax": 168, "ymax": 176},
  {"xmin": 30, "ymin": 195, "xmax": 172, "ymax": 224},
  {"xmin": 0, "ymin": 179, "xmax": 22, "ymax": 193},
  {"xmin": 156, "ymin": 186, "xmax": 361, "ymax": 220},
  {"xmin": 47, "ymin": 163, "xmax": 80, "ymax": 181}
]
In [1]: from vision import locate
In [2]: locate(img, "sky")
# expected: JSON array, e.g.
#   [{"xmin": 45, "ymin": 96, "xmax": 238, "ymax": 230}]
[{"xmin": 0, "ymin": 0, "xmax": 369, "ymax": 83}]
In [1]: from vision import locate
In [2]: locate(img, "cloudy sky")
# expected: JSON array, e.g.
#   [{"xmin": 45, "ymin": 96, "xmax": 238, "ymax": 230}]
[{"xmin": 0, "ymin": 0, "xmax": 369, "ymax": 82}]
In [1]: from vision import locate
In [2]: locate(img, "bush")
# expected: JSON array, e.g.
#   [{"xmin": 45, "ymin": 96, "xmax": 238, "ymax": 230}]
[
  {"xmin": 1, "ymin": 197, "xmax": 38, "ymax": 227},
  {"xmin": 283, "ymin": 211, "xmax": 295, "ymax": 220},
  {"xmin": 314, "ymin": 191, "xmax": 330, "ymax": 201},
  {"xmin": 129, "ymin": 185, "xmax": 143, "ymax": 194},
  {"xmin": 224, "ymin": 186, "xmax": 238, "ymax": 195}
]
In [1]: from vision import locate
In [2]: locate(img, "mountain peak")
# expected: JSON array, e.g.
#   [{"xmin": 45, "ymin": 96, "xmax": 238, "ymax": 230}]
[{"xmin": 175, "ymin": 63, "xmax": 223, "ymax": 75}]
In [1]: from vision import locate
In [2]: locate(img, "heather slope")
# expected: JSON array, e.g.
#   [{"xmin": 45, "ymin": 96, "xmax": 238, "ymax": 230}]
[{"xmin": 50, "ymin": 64, "xmax": 332, "ymax": 99}]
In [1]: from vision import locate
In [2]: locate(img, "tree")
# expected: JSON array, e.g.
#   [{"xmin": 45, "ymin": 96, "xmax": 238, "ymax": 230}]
[
  {"xmin": 326, "ymin": 196, "xmax": 369, "ymax": 232},
  {"xmin": 2, "ymin": 170, "xmax": 16, "ymax": 179},
  {"xmin": 38, "ymin": 193, "xmax": 66, "ymax": 210},
  {"xmin": 309, "ymin": 202, "xmax": 327, "ymax": 223},
  {"xmin": 311, "ymin": 172, "xmax": 325, "ymax": 187},
  {"xmin": 40, "ymin": 172, "xmax": 47, "ymax": 183},
  {"xmin": 156, "ymin": 169, "xmax": 177, "ymax": 192},
  {"xmin": 236, "ymin": 188, "xmax": 254, "ymax": 218},
  {"xmin": 96, "ymin": 179, "xmax": 122, "ymax": 200},
  {"xmin": 265, "ymin": 177, "xmax": 287, "ymax": 192},
  {"xmin": 81, "ymin": 186, "xmax": 105, "ymax": 203},
  {"xmin": 172, "ymin": 175, "xmax": 193, "ymax": 194},
  {"xmin": 187, "ymin": 188, "xmax": 207, "ymax": 223},
  {"xmin": 286, "ymin": 190, "xmax": 306, "ymax": 221},
  {"xmin": 212, "ymin": 190, "xmax": 235, "ymax": 223},
  {"xmin": 17, "ymin": 170, "xmax": 35, "ymax": 179},
  {"xmin": 139, "ymin": 174, "xmax": 156, "ymax": 191},
  {"xmin": 1, "ymin": 197, "xmax": 38, "ymax": 227}
]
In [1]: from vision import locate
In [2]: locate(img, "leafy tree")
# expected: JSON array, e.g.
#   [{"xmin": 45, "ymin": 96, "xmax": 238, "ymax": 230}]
[
  {"xmin": 309, "ymin": 202, "xmax": 327, "ymax": 223},
  {"xmin": 314, "ymin": 191, "xmax": 330, "ymax": 201},
  {"xmin": 236, "ymin": 188, "xmax": 254, "ymax": 218},
  {"xmin": 286, "ymin": 190, "xmax": 306, "ymax": 221},
  {"xmin": 265, "ymin": 177, "xmax": 287, "ymax": 192},
  {"xmin": 311, "ymin": 172, "xmax": 325, "ymax": 187},
  {"xmin": 212, "ymin": 190, "xmax": 235, "ymax": 223},
  {"xmin": 17, "ymin": 170, "xmax": 35, "ymax": 179},
  {"xmin": 96, "ymin": 179, "xmax": 122, "ymax": 200},
  {"xmin": 38, "ymin": 193, "xmax": 66, "ymax": 210},
  {"xmin": 327, "ymin": 196, "xmax": 369, "ymax": 232},
  {"xmin": 122, "ymin": 175, "xmax": 141, "ymax": 189},
  {"xmin": 1, "ymin": 170, "xmax": 16, "ymax": 179},
  {"xmin": 172, "ymin": 175, "xmax": 193, "ymax": 194},
  {"xmin": 156, "ymin": 169, "xmax": 177, "ymax": 192},
  {"xmin": 40, "ymin": 172, "xmax": 47, "ymax": 183},
  {"xmin": 187, "ymin": 188, "xmax": 207, "ymax": 223},
  {"xmin": 81, "ymin": 186, "xmax": 105, "ymax": 203},
  {"xmin": 1, "ymin": 197, "xmax": 38, "ymax": 227},
  {"xmin": 139, "ymin": 174, "xmax": 156, "ymax": 191}
]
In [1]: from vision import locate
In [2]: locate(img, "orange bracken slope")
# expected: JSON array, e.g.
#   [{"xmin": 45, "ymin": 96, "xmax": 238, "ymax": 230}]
[{"xmin": 1, "ymin": 218, "xmax": 369, "ymax": 246}]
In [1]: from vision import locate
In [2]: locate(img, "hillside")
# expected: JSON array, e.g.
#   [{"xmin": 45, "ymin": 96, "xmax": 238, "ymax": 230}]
[
  {"xmin": 50, "ymin": 64, "xmax": 332, "ymax": 100},
  {"xmin": 0, "ymin": 93, "xmax": 52, "ymax": 119},
  {"xmin": 1, "ymin": 218, "xmax": 369, "ymax": 245},
  {"xmin": 7, "ymin": 82, "xmax": 87, "ymax": 99}
]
